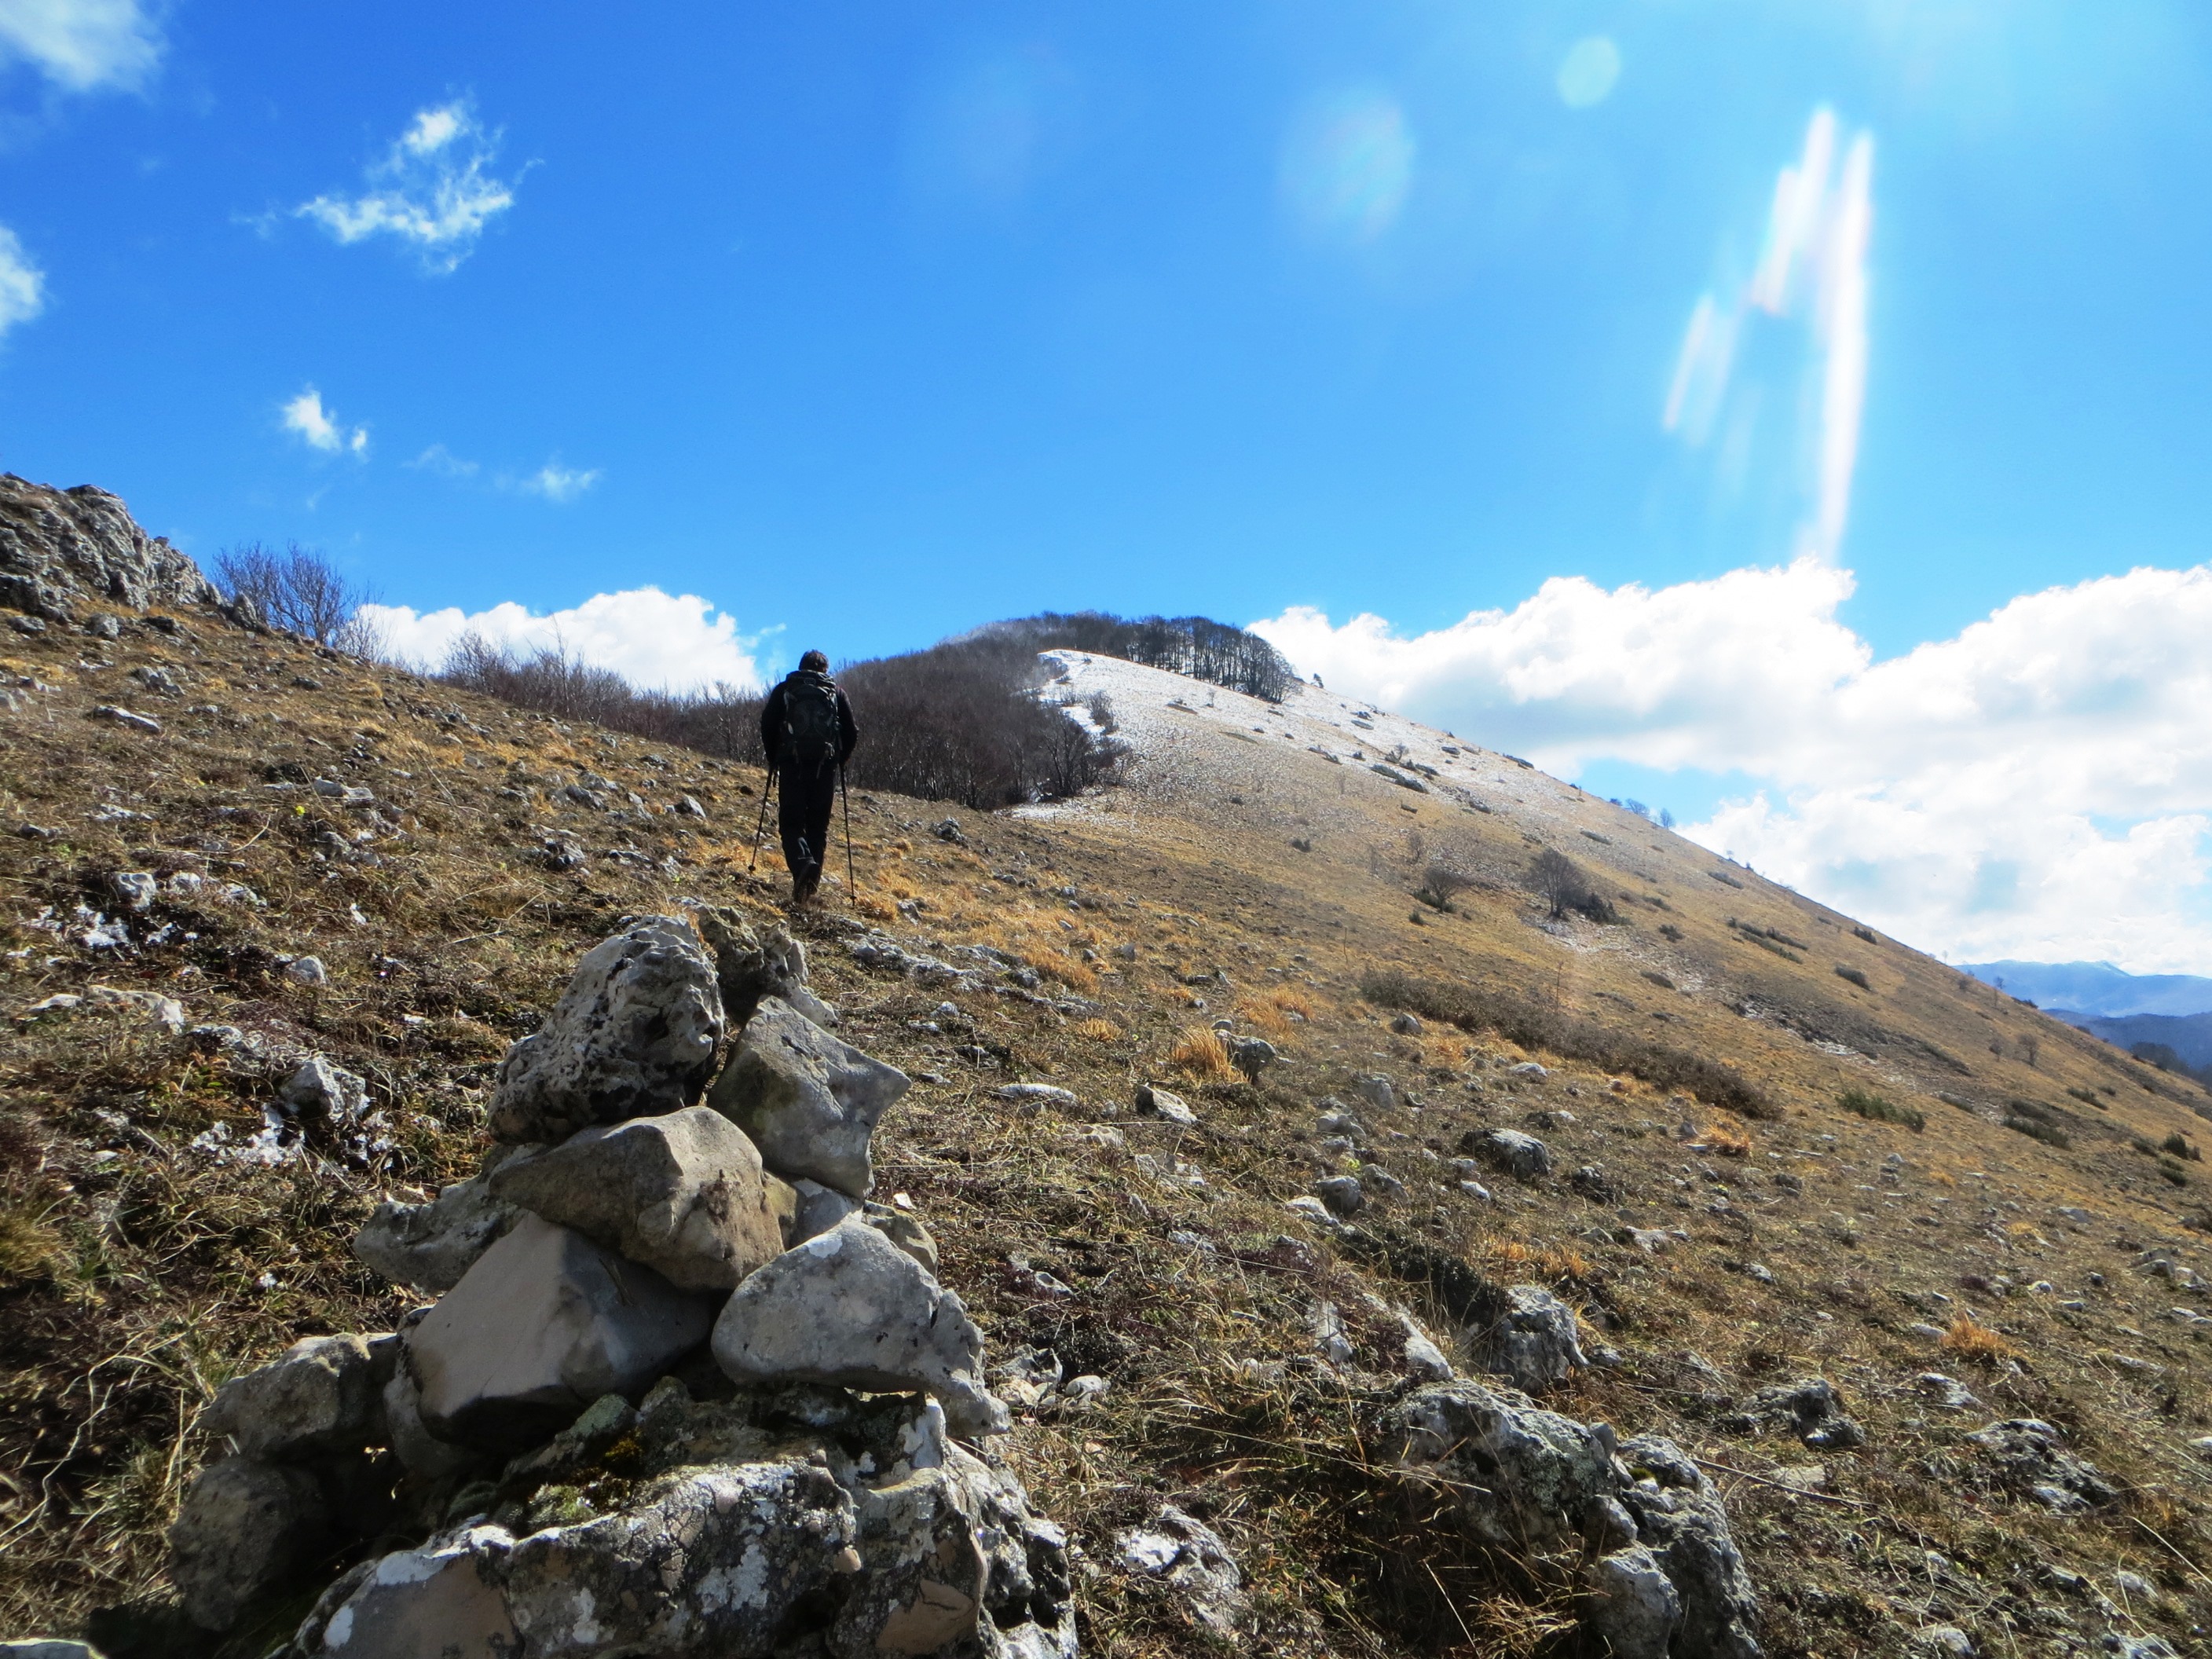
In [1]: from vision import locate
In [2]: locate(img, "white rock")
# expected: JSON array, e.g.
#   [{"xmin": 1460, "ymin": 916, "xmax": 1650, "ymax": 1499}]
[
  {"xmin": 1115, "ymin": 1506, "xmax": 1245, "ymax": 1634},
  {"xmin": 316, "ymin": 1529, "xmax": 519, "ymax": 1658},
  {"xmin": 1134, "ymin": 1082, "xmax": 1197, "ymax": 1125},
  {"xmin": 407, "ymin": 1214, "xmax": 717, "ymax": 1450},
  {"xmin": 353, "ymin": 1172, "xmax": 520, "ymax": 1294},
  {"xmin": 1584, "ymin": 1546, "xmax": 1682, "ymax": 1659},
  {"xmin": 169, "ymin": 1456, "xmax": 328, "ymax": 1631},
  {"xmin": 712, "ymin": 1217, "xmax": 1008, "ymax": 1438},
  {"xmin": 86, "ymin": 983, "xmax": 185, "ymax": 1033},
  {"xmin": 996, "ymin": 1082, "xmax": 1079, "ymax": 1108},
  {"xmin": 203, "ymin": 1333, "xmax": 383, "ymax": 1461},
  {"xmin": 286, "ymin": 955, "xmax": 328, "ymax": 986},
  {"xmin": 709, "ymin": 995, "xmax": 908, "ymax": 1198},
  {"xmin": 486, "ymin": 1105, "xmax": 786, "ymax": 1291}
]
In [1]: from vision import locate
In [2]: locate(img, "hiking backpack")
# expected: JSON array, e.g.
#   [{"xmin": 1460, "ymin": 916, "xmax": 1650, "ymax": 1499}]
[{"xmin": 780, "ymin": 673, "xmax": 842, "ymax": 769}]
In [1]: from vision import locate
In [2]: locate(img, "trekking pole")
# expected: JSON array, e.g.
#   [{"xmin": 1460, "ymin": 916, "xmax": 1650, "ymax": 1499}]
[
  {"xmin": 840, "ymin": 763, "xmax": 857, "ymax": 896},
  {"xmin": 747, "ymin": 765, "xmax": 777, "ymax": 873}
]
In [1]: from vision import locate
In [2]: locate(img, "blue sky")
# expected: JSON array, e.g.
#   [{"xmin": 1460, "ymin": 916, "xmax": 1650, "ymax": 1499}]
[{"xmin": 8, "ymin": 0, "xmax": 2212, "ymax": 970}]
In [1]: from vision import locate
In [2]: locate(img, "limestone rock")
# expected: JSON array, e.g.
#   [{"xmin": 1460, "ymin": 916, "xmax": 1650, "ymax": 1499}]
[
  {"xmin": 309, "ymin": 1525, "xmax": 519, "ymax": 1658},
  {"xmin": 281, "ymin": 1057, "xmax": 368, "ymax": 1123},
  {"xmin": 708, "ymin": 995, "xmax": 909, "ymax": 1198},
  {"xmin": 1314, "ymin": 1174, "xmax": 1365, "ymax": 1218},
  {"xmin": 1389, "ymin": 1379, "xmax": 1620, "ymax": 1549},
  {"xmin": 500, "ymin": 1458, "xmax": 856, "ymax": 1658},
  {"xmin": 1585, "ymin": 1545, "xmax": 1682, "ymax": 1659},
  {"xmin": 169, "ymin": 1456, "xmax": 329, "ymax": 1631},
  {"xmin": 353, "ymin": 1171, "xmax": 520, "ymax": 1294},
  {"xmin": 697, "ymin": 904, "xmax": 837, "ymax": 1027},
  {"xmin": 487, "ymin": 917, "xmax": 724, "ymax": 1144},
  {"xmin": 787, "ymin": 1175, "xmax": 864, "ymax": 1243},
  {"xmin": 0, "ymin": 474, "xmax": 218, "ymax": 621},
  {"xmin": 379, "ymin": 1368, "xmax": 479, "ymax": 1481},
  {"xmin": 487, "ymin": 1105, "xmax": 786, "ymax": 1291},
  {"xmin": 1615, "ymin": 1435, "xmax": 1763, "ymax": 1659},
  {"xmin": 1966, "ymin": 1418, "xmax": 2120, "ymax": 1513},
  {"xmin": 203, "ymin": 1333, "xmax": 383, "ymax": 1462},
  {"xmin": 1474, "ymin": 1284, "xmax": 1588, "ymax": 1393},
  {"xmin": 1115, "ymin": 1505, "xmax": 1247, "ymax": 1635},
  {"xmin": 407, "ymin": 1214, "xmax": 717, "ymax": 1449},
  {"xmin": 863, "ymin": 1205, "xmax": 940, "ymax": 1276},
  {"xmin": 712, "ymin": 1218, "xmax": 1008, "ymax": 1438},
  {"xmin": 1134, "ymin": 1082, "xmax": 1197, "ymax": 1125},
  {"xmin": 1723, "ymin": 1376, "xmax": 1865, "ymax": 1450},
  {"xmin": 1465, "ymin": 1126, "xmax": 1553, "ymax": 1179}
]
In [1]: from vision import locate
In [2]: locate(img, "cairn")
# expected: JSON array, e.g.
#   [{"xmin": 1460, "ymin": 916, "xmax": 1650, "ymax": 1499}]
[{"xmin": 165, "ymin": 910, "xmax": 1075, "ymax": 1659}]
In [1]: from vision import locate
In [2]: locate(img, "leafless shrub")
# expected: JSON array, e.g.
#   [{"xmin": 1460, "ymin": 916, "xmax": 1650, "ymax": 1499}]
[
  {"xmin": 1415, "ymin": 861, "xmax": 1478, "ymax": 911},
  {"xmin": 213, "ymin": 541, "xmax": 383, "ymax": 655},
  {"xmin": 1527, "ymin": 848, "xmax": 1616, "ymax": 922}
]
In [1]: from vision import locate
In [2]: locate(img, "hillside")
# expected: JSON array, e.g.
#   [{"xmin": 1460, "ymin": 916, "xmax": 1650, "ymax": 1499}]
[
  {"xmin": 4, "ymin": 499, "xmax": 2212, "ymax": 1657},
  {"xmin": 1961, "ymin": 961, "xmax": 2212, "ymax": 1022}
]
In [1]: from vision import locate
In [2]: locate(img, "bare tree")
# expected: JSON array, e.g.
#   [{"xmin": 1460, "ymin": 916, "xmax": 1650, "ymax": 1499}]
[
  {"xmin": 1415, "ymin": 862, "xmax": 1478, "ymax": 911},
  {"xmin": 1529, "ymin": 848, "xmax": 1617, "ymax": 922},
  {"xmin": 214, "ymin": 541, "xmax": 383, "ymax": 655}
]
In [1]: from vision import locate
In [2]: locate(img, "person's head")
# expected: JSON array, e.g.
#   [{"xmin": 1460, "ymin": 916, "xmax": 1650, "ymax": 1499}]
[{"xmin": 799, "ymin": 649, "xmax": 829, "ymax": 674}]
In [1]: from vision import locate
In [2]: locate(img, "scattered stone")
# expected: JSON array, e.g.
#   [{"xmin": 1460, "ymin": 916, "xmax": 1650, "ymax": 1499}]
[
  {"xmin": 353, "ymin": 1172, "xmax": 521, "ymax": 1295},
  {"xmin": 407, "ymin": 1214, "xmax": 717, "ymax": 1450},
  {"xmin": 1511, "ymin": 1061, "xmax": 1550, "ymax": 1079},
  {"xmin": 203, "ymin": 1333, "xmax": 384, "ymax": 1462},
  {"xmin": 1389, "ymin": 1012, "xmax": 1423, "ymax": 1036},
  {"xmin": 1908, "ymin": 1624, "xmax": 1976, "ymax": 1657},
  {"xmin": 1914, "ymin": 1373, "xmax": 1979, "ymax": 1411},
  {"xmin": 709, "ymin": 994, "xmax": 909, "ymax": 1198},
  {"xmin": 84, "ymin": 983, "xmax": 185, "ymax": 1032},
  {"xmin": 1464, "ymin": 1126, "xmax": 1553, "ymax": 1180},
  {"xmin": 281, "ymin": 1057, "xmax": 368, "ymax": 1122},
  {"xmin": 1393, "ymin": 1306, "xmax": 1455, "ymax": 1381},
  {"xmin": 92, "ymin": 703, "xmax": 160, "ymax": 734},
  {"xmin": 1475, "ymin": 1284, "xmax": 1588, "ymax": 1393},
  {"xmin": 1723, "ymin": 1377, "xmax": 1865, "ymax": 1449},
  {"xmin": 996, "ymin": 1082, "xmax": 1078, "ymax": 1108},
  {"xmin": 1227, "ymin": 1035, "xmax": 1277, "ymax": 1083},
  {"xmin": 932, "ymin": 816, "xmax": 966, "ymax": 843},
  {"xmin": 538, "ymin": 833, "xmax": 586, "ymax": 872},
  {"xmin": 695, "ymin": 905, "xmax": 837, "ymax": 1027},
  {"xmin": 486, "ymin": 1106, "xmax": 787, "ymax": 1291},
  {"xmin": 1614, "ymin": 1436, "xmax": 1763, "ymax": 1659},
  {"xmin": 168, "ymin": 1456, "xmax": 328, "ymax": 1631},
  {"xmin": 1966, "ymin": 1418, "xmax": 2120, "ymax": 1513},
  {"xmin": 379, "ymin": 1367, "xmax": 478, "ymax": 1481},
  {"xmin": 109, "ymin": 870, "xmax": 157, "ymax": 910},
  {"xmin": 1353, "ymin": 1073, "xmax": 1397, "ymax": 1111},
  {"xmin": 712, "ymin": 1217, "xmax": 1008, "ymax": 1438},
  {"xmin": 1284, "ymin": 1195, "xmax": 1338, "ymax": 1226},
  {"xmin": 488, "ymin": 917, "xmax": 724, "ymax": 1144},
  {"xmin": 1386, "ymin": 1379, "xmax": 1617, "ymax": 1546},
  {"xmin": 1134, "ymin": 1082, "xmax": 1198, "ymax": 1125},
  {"xmin": 1315, "ymin": 1174, "xmax": 1365, "ymax": 1218},
  {"xmin": 285, "ymin": 955, "xmax": 328, "ymax": 986},
  {"xmin": 1115, "ymin": 1507, "xmax": 1247, "ymax": 1635}
]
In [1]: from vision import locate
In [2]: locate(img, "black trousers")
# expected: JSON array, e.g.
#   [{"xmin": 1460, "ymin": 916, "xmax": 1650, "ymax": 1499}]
[{"xmin": 777, "ymin": 762, "xmax": 837, "ymax": 882}]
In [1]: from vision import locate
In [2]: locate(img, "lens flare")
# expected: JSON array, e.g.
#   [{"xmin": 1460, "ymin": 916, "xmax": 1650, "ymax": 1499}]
[
  {"xmin": 1556, "ymin": 37, "xmax": 1622, "ymax": 109},
  {"xmin": 1280, "ymin": 89, "xmax": 1416, "ymax": 244}
]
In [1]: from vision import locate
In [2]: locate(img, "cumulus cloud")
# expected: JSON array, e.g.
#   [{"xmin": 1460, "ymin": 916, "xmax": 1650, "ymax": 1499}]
[
  {"xmin": 1254, "ymin": 562, "xmax": 2212, "ymax": 972},
  {"xmin": 1667, "ymin": 108, "xmax": 1873, "ymax": 563},
  {"xmin": 515, "ymin": 461, "xmax": 599, "ymax": 504},
  {"xmin": 281, "ymin": 387, "xmax": 368, "ymax": 456},
  {"xmin": 363, "ymin": 588, "xmax": 764, "ymax": 694},
  {"xmin": 407, "ymin": 443, "xmax": 478, "ymax": 477},
  {"xmin": 0, "ymin": 226, "xmax": 44, "ymax": 339},
  {"xmin": 0, "ymin": 0, "xmax": 160, "ymax": 93},
  {"xmin": 297, "ymin": 100, "xmax": 520, "ymax": 273}
]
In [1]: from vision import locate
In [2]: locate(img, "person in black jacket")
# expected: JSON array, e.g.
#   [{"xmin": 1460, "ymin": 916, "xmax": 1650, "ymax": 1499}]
[{"xmin": 759, "ymin": 650, "xmax": 858, "ymax": 904}]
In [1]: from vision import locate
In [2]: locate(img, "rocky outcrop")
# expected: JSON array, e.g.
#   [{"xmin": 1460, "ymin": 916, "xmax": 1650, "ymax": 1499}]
[
  {"xmin": 0, "ymin": 474, "xmax": 218, "ymax": 621},
  {"xmin": 1387, "ymin": 1379, "xmax": 1762, "ymax": 1657},
  {"xmin": 487, "ymin": 916, "xmax": 725, "ymax": 1144},
  {"xmin": 170, "ymin": 914, "xmax": 1056, "ymax": 1654},
  {"xmin": 1474, "ymin": 1284, "xmax": 1588, "ymax": 1393}
]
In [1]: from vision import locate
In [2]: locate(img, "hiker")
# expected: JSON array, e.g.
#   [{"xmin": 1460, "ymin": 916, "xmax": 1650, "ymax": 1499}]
[{"xmin": 759, "ymin": 649, "xmax": 858, "ymax": 904}]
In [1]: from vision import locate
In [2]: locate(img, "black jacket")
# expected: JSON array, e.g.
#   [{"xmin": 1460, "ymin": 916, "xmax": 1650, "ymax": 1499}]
[{"xmin": 760, "ymin": 669, "xmax": 858, "ymax": 771}]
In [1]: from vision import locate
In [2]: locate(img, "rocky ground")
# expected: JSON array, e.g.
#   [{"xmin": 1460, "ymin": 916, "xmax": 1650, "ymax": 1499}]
[{"xmin": 2, "ymin": 476, "xmax": 2210, "ymax": 1657}]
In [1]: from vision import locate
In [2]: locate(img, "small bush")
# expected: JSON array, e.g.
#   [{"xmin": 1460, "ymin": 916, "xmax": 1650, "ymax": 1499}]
[
  {"xmin": 2161, "ymin": 1131, "xmax": 2201, "ymax": 1162},
  {"xmin": 1415, "ymin": 862, "xmax": 1479, "ymax": 911},
  {"xmin": 1834, "ymin": 964, "xmax": 1871, "ymax": 991},
  {"xmin": 2003, "ymin": 1112, "xmax": 2071, "ymax": 1149},
  {"xmin": 1851, "ymin": 925, "xmax": 1877, "ymax": 943},
  {"xmin": 215, "ymin": 540, "xmax": 382, "ymax": 654},
  {"xmin": 1837, "ymin": 1087, "xmax": 1924, "ymax": 1131},
  {"xmin": 1361, "ymin": 967, "xmax": 1776, "ymax": 1119},
  {"xmin": 2067, "ymin": 1086, "xmax": 2101, "ymax": 1107},
  {"xmin": 1657, "ymin": 923, "xmax": 1683, "ymax": 941},
  {"xmin": 1641, "ymin": 969, "xmax": 1675, "ymax": 991}
]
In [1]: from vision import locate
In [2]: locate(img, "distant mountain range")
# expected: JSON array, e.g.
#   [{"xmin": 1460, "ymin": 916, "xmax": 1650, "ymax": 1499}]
[{"xmin": 1958, "ymin": 959, "xmax": 2212, "ymax": 1018}]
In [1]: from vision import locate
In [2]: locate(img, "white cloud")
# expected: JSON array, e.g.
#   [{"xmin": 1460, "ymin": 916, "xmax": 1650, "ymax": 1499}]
[
  {"xmin": 363, "ymin": 587, "xmax": 764, "ymax": 694},
  {"xmin": 1254, "ymin": 561, "xmax": 2212, "ymax": 973},
  {"xmin": 1667, "ymin": 108, "xmax": 1874, "ymax": 563},
  {"xmin": 297, "ymin": 100, "xmax": 519, "ymax": 273},
  {"xmin": 515, "ymin": 461, "xmax": 599, "ymax": 504},
  {"xmin": 407, "ymin": 443, "xmax": 478, "ymax": 477},
  {"xmin": 0, "ymin": 0, "xmax": 160, "ymax": 93},
  {"xmin": 281, "ymin": 386, "xmax": 368, "ymax": 456},
  {"xmin": 0, "ymin": 225, "xmax": 44, "ymax": 339}
]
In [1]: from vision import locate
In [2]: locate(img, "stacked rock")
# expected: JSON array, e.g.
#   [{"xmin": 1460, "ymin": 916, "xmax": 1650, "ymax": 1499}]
[{"xmin": 167, "ymin": 911, "xmax": 1071, "ymax": 1659}]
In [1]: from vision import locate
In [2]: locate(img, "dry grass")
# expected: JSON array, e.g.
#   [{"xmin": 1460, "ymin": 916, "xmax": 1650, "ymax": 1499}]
[
  {"xmin": 1236, "ymin": 997, "xmax": 1298, "ymax": 1042},
  {"xmin": 1167, "ymin": 1027, "xmax": 1238, "ymax": 1082},
  {"xmin": 1940, "ymin": 1313, "xmax": 2020, "ymax": 1364},
  {"xmin": 1482, "ymin": 1239, "xmax": 1591, "ymax": 1282},
  {"xmin": 1074, "ymin": 1016, "xmax": 1121, "ymax": 1043},
  {"xmin": 1701, "ymin": 1122, "xmax": 1753, "ymax": 1158}
]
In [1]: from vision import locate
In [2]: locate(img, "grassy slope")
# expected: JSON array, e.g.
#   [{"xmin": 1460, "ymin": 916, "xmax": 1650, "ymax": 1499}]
[{"xmin": 1, "ymin": 613, "xmax": 2208, "ymax": 1656}]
